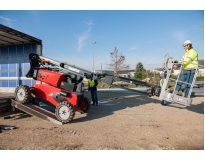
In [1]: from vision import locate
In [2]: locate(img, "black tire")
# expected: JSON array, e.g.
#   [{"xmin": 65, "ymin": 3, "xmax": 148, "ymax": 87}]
[
  {"xmin": 14, "ymin": 85, "xmax": 31, "ymax": 104},
  {"xmin": 80, "ymin": 96, "xmax": 90, "ymax": 114},
  {"xmin": 30, "ymin": 98, "xmax": 40, "ymax": 106},
  {"xmin": 55, "ymin": 101, "xmax": 75, "ymax": 123}
]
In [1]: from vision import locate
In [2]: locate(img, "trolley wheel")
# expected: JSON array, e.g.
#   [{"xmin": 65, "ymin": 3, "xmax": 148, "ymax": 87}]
[
  {"xmin": 80, "ymin": 96, "xmax": 91, "ymax": 114},
  {"xmin": 14, "ymin": 85, "xmax": 31, "ymax": 104},
  {"xmin": 55, "ymin": 101, "xmax": 75, "ymax": 123}
]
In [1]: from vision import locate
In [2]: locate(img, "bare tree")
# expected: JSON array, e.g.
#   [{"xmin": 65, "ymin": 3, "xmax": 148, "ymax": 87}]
[{"xmin": 107, "ymin": 47, "xmax": 129, "ymax": 75}]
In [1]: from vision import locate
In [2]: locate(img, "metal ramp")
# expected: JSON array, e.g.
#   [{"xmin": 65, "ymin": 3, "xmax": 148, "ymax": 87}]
[{"xmin": 11, "ymin": 99, "xmax": 62, "ymax": 125}]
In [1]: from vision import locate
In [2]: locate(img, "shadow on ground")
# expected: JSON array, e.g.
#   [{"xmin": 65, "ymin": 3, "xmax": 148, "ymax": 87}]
[
  {"xmin": 72, "ymin": 90, "xmax": 204, "ymax": 123},
  {"xmin": 72, "ymin": 91, "xmax": 163, "ymax": 123},
  {"xmin": 167, "ymin": 101, "xmax": 204, "ymax": 114},
  {"xmin": 1, "ymin": 90, "xmax": 203, "ymax": 124}
]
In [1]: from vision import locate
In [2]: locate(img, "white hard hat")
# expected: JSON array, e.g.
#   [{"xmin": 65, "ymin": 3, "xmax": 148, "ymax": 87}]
[
  {"xmin": 160, "ymin": 71, "xmax": 164, "ymax": 75},
  {"xmin": 183, "ymin": 40, "xmax": 192, "ymax": 46}
]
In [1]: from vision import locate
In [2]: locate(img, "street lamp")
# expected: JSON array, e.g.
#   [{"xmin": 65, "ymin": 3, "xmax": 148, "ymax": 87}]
[{"xmin": 92, "ymin": 42, "xmax": 96, "ymax": 72}]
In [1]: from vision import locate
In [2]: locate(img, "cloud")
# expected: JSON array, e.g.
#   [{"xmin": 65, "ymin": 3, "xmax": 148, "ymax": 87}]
[
  {"xmin": 172, "ymin": 31, "xmax": 186, "ymax": 43},
  {"xmin": 84, "ymin": 20, "xmax": 93, "ymax": 26},
  {"xmin": 30, "ymin": 11, "xmax": 40, "ymax": 24},
  {"xmin": 77, "ymin": 20, "xmax": 93, "ymax": 52},
  {"xmin": 129, "ymin": 46, "xmax": 140, "ymax": 51},
  {"xmin": 77, "ymin": 31, "xmax": 89, "ymax": 52},
  {"xmin": 0, "ymin": 15, "xmax": 17, "ymax": 27},
  {"xmin": 129, "ymin": 47, "xmax": 136, "ymax": 51},
  {"xmin": 128, "ymin": 46, "xmax": 139, "ymax": 51}
]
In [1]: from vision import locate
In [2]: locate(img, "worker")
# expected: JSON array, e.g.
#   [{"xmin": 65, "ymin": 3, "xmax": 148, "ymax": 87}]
[
  {"xmin": 173, "ymin": 40, "xmax": 198, "ymax": 97},
  {"xmin": 88, "ymin": 75, "xmax": 98, "ymax": 106}
]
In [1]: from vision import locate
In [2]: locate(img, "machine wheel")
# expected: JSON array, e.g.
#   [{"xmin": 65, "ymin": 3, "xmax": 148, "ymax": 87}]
[
  {"xmin": 55, "ymin": 101, "xmax": 75, "ymax": 123},
  {"xmin": 80, "ymin": 97, "xmax": 90, "ymax": 114},
  {"xmin": 30, "ymin": 94, "xmax": 40, "ymax": 106},
  {"xmin": 30, "ymin": 97, "xmax": 40, "ymax": 106},
  {"xmin": 14, "ymin": 85, "xmax": 31, "ymax": 104}
]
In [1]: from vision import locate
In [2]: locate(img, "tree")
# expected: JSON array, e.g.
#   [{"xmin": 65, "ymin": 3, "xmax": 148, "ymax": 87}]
[
  {"xmin": 107, "ymin": 47, "xmax": 129, "ymax": 75},
  {"xmin": 136, "ymin": 62, "xmax": 144, "ymax": 72},
  {"xmin": 135, "ymin": 62, "xmax": 144, "ymax": 79},
  {"xmin": 135, "ymin": 72, "xmax": 142, "ymax": 79}
]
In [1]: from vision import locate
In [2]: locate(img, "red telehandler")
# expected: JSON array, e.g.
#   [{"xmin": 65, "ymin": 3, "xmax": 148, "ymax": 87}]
[{"xmin": 12, "ymin": 53, "xmax": 110, "ymax": 123}]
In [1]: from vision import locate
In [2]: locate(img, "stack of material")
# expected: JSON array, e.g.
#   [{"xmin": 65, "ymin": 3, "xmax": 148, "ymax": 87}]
[{"xmin": 0, "ymin": 98, "xmax": 12, "ymax": 113}]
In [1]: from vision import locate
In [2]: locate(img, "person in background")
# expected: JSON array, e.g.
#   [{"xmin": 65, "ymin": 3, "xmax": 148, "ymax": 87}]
[
  {"xmin": 88, "ymin": 75, "xmax": 98, "ymax": 106},
  {"xmin": 173, "ymin": 40, "xmax": 198, "ymax": 98}
]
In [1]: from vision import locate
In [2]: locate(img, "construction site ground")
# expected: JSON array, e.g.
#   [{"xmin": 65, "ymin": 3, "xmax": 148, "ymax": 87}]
[{"xmin": 0, "ymin": 89, "xmax": 204, "ymax": 151}]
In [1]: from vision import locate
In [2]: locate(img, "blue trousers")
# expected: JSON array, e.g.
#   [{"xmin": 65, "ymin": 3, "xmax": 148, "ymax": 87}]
[
  {"xmin": 175, "ymin": 72, "xmax": 195, "ymax": 94},
  {"xmin": 91, "ymin": 89, "xmax": 98, "ymax": 105}
]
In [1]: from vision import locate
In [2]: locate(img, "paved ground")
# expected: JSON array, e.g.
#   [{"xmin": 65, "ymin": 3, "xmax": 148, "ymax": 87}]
[{"xmin": 0, "ymin": 89, "xmax": 204, "ymax": 151}]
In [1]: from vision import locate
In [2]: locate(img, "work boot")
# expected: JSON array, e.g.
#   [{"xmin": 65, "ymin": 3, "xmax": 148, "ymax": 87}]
[
  {"xmin": 174, "ymin": 90, "xmax": 179, "ymax": 95},
  {"xmin": 184, "ymin": 93, "xmax": 188, "ymax": 98}
]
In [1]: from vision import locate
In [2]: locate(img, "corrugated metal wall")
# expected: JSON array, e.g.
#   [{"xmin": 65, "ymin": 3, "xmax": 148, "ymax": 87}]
[{"xmin": 0, "ymin": 43, "xmax": 37, "ymax": 88}]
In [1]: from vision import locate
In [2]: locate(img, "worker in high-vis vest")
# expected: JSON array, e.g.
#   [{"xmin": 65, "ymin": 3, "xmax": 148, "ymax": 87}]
[
  {"xmin": 173, "ymin": 40, "xmax": 198, "ymax": 97},
  {"xmin": 88, "ymin": 75, "xmax": 98, "ymax": 106}
]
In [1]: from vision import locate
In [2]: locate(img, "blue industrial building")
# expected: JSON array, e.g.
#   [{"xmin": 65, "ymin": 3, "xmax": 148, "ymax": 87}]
[{"xmin": 0, "ymin": 24, "xmax": 42, "ymax": 92}]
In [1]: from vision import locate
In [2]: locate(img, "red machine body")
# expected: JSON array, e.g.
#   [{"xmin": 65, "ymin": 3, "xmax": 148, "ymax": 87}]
[
  {"xmin": 36, "ymin": 69, "xmax": 66, "ymax": 87},
  {"xmin": 31, "ymin": 83, "xmax": 86, "ymax": 111}
]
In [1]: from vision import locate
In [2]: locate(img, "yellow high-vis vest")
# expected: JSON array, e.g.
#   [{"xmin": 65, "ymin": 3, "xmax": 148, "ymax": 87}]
[
  {"xmin": 88, "ymin": 79, "xmax": 95, "ymax": 87},
  {"xmin": 179, "ymin": 48, "xmax": 198, "ymax": 69}
]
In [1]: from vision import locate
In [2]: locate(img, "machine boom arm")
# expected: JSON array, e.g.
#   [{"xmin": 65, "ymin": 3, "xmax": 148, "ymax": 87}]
[{"xmin": 26, "ymin": 53, "xmax": 161, "ymax": 97}]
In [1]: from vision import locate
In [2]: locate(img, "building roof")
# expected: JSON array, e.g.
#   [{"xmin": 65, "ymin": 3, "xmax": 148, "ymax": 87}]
[
  {"xmin": 0, "ymin": 24, "xmax": 42, "ymax": 46},
  {"xmin": 118, "ymin": 70, "xmax": 135, "ymax": 74}
]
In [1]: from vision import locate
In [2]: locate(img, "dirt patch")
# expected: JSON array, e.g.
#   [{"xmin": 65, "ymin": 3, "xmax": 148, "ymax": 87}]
[{"xmin": 0, "ymin": 91, "xmax": 204, "ymax": 150}]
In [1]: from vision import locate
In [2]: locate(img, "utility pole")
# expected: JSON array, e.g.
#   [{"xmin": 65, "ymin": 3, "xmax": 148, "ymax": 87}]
[{"xmin": 92, "ymin": 42, "xmax": 96, "ymax": 72}]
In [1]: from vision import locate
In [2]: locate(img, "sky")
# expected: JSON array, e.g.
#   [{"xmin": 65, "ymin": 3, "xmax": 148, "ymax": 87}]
[{"xmin": 0, "ymin": 8, "xmax": 204, "ymax": 72}]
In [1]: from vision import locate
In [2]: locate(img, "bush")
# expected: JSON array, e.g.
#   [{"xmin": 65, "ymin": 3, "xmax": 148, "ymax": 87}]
[
  {"xmin": 135, "ymin": 72, "xmax": 142, "ymax": 80},
  {"xmin": 97, "ymin": 80, "xmax": 110, "ymax": 89},
  {"xmin": 196, "ymin": 76, "xmax": 204, "ymax": 81}
]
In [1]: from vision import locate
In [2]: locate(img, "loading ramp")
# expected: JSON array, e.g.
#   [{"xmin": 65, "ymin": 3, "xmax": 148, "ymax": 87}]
[{"xmin": 11, "ymin": 99, "xmax": 62, "ymax": 125}]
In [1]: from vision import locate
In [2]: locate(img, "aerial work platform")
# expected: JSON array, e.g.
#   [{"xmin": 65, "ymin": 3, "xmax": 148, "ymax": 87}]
[{"xmin": 159, "ymin": 54, "xmax": 203, "ymax": 106}]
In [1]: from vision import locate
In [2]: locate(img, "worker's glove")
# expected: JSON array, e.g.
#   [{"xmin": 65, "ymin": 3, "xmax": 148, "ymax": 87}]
[{"xmin": 173, "ymin": 60, "xmax": 181, "ymax": 68}]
